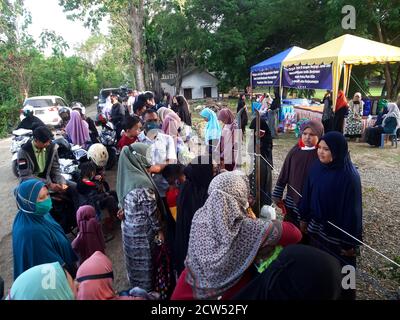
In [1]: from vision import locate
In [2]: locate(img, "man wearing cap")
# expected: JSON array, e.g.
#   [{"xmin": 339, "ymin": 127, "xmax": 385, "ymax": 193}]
[
  {"xmin": 17, "ymin": 105, "xmax": 45, "ymax": 131},
  {"xmin": 17, "ymin": 126, "xmax": 67, "ymax": 192}
]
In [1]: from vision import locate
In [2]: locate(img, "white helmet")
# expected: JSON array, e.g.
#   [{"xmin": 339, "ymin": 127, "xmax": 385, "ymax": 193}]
[
  {"xmin": 71, "ymin": 101, "xmax": 86, "ymax": 115},
  {"xmin": 87, "ymin": 143, "xmax": 109, "ymax": 168},
  {"xmin": 22, "ymin": 105, "xmax": 34, "ymax": 117}
]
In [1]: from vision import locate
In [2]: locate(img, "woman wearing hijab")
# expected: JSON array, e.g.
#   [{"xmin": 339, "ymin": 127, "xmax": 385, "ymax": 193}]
[
  {"xmin": 175, "ymin": 156, "xmax": 215, "ymax": 276},
  {"xmin": 7, "ymin": 262, "xmax": 76, "ymax": 300},
  {"xmin": 71, "ymin": 205, "xmax": 106, "ymax": 266},
  {"xmin": 65, "ymin": 110, "xmax": 91, "ymax": 149},
  {"xmin": 237, "ymin": 94, "xmax": 248, "ymax": 137},
  {"xmin": 233, "ymin": 244, "xmax": 342, "ymax": 300},
  {"xmin": 157, "ymin": 107, "xmax": 175, "ymax": 123},
  {"xmin": 299, "ymin": 132, "xmax": 362, "ymax": 299},
  {"xmin": 322, "ymin": 90, "xmax": 334, "ymax": 133},
  {"xmin": 218, "ymin": 108, "xmax": 239, "ymax": 171},
  {"xmin": 76, "ymin": 251, "xmax": 141, "ymax": 300},
  {"xmin": 333, "ymin": 90, "xmax": 349, "ymax": 133},
  {"xmin": 171, "ymin": 171, "xmax": 302, "ymax": 300},
  {"xmin": 272, "ymin": 120, "xmax": 324, "ymax": 225},
  {"xmin": 116, "ymin": 143, "xmax": 165, "ymax": 291},
  {"xmin": 249, "ymin": 117, "xmax": 274, "ymax": 207},
  {"xmin": 200, "ymin": 107, "xmax": 222, "ymax": 151},
  {"xmin": 162, "ymin": 112, "xmax": 182, "ymax": 139},
  {"xmin": 365, "ymin": 102, "xmax": 400, "ymax": 146},
  {"xmin": 344, "ymin": 92, "xmax": 364, "ymax": 140},
  {"xmin": 12, "ymin": 178, "xmax": 78, "ymax": 280},
  {"xmin": 173, "ymin": 95, "xmax": 192, "ymax": 126}
]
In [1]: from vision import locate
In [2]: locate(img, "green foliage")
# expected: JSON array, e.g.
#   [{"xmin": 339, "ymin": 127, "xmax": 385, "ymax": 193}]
[{"xmin": 0, "ymin": 99, "xmax": 20, "ymax": 138}]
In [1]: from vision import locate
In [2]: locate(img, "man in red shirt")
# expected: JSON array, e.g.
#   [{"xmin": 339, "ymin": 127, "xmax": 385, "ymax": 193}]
[{"xmin": 117, "ymin": 115, "xmax": 142, "ymax": 151}]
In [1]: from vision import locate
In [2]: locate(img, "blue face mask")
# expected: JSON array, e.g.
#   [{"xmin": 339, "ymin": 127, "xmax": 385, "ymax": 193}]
[
  {"xmin": 35, "ymin": 197, "xmax": 52, "ymax": 215},
  {"xmin": 145, "ymin": 121, "xmax": 161, "ymax": 132}
]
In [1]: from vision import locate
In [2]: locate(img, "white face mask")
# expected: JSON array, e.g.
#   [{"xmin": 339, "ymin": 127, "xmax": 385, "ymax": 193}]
[{"xmin": 301, "ymin": 145, "xmax": 316, "ymax": 151}]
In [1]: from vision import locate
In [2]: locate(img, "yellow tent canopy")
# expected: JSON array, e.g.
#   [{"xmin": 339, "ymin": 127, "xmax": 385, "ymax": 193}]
[{"xmin": 282, "ymin": 34, "xmax": 400, "ymax": 109}]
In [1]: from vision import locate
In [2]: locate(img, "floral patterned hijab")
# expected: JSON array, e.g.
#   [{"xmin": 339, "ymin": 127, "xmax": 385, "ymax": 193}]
[{"xmin": 185, "ymin": 171, "xmax": 281, "ymax": 299}]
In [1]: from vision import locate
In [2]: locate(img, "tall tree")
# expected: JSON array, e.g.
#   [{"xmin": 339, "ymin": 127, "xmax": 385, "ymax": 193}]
[
  {"xmin": 324, "ymin": 0, "xmax": 400, "ymax": 99},
  {"xmin": 60, "ymin": 0, "xmax": 146, "ymax": 90},
  {"xmin": 0, "ymin": 0, "xmax": 36, "ymax": 100},
  {"xmin": 148, "ymin": 0, "xmax": 204, "ymax": 94}
]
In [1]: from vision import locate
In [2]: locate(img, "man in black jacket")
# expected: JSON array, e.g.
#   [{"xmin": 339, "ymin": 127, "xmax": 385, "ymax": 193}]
[
  {"xmin": 17, "ymin": 105, "xmax": 45, "ymax": 131},
  {"xmin": 17, "ymin": 126, "xmax": 67, "ymax": 192},
  {"xmin": 110, "ymin": 93, "xmax": 125, "ymax": 141}
]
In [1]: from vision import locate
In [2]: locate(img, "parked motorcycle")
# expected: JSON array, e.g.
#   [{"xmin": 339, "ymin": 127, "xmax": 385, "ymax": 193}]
[{"xmin": 10, "ymin": 128, "xmax": 33, "ymax": 177}]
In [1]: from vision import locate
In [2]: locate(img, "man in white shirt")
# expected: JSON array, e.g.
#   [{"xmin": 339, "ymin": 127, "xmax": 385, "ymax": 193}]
[
  {"xmin": 137, "ymin": 109, "xmax": 177, "ymax": 196},
  {"xmin": 127, "ymin": 90, "xmax": 139, "ymax": 116}
]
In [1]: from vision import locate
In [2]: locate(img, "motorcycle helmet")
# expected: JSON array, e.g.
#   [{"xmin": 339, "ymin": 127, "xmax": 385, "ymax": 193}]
[
  {"xmin": 54, "ymin": 137, "xmax": 73, "ymax": 159},
  {"xmin": 58, "ymin": 107, "xmax": 71, "ymax": 123},
  {"xmin": 71, "ymin": 101, "xmax": 86, "ymax": 115},
  {"xmin": 22, "ymin": 105, "xmax": 34, "ymax": 117},
  {"xmin": 87, "ymin": 143, "xmax": 109, "ymax": 168}
]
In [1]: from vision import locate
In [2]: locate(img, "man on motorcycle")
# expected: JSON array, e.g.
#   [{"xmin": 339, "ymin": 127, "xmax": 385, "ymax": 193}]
[
  {"xmin": 17, "ymin": 126, "xmax": 67, "ymax": 192},
  {"xmin": 17, "ymin": 105, "xmax": 45, "ymax": 131}
]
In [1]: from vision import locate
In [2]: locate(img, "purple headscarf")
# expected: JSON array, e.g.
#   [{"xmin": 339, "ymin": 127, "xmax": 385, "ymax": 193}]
[
  {"xmin": 65, "ymin": 110, "xmax": 90, "ymax": 148},
  {"xmin": 71, "ymin": 205, "xmax": 105, "ymax": 265}
]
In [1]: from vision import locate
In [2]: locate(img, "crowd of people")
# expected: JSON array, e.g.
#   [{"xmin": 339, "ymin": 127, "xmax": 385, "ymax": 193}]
[{"xmin": 6, "ymin": 86, "xmax": 400, "ymax": 301}]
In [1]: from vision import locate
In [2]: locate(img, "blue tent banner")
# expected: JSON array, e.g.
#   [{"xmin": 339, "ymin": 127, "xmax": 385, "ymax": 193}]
[
  {"xmin": 250, "ymin": 46, "xmax": 307, "ymax": 88},
  {"xmin": 251, "ymin": 68, "xmax": 280, "ymax": 87},
  {"xmin": 282, "ymin": 63, "xmax": 332, "ymax": 90}
]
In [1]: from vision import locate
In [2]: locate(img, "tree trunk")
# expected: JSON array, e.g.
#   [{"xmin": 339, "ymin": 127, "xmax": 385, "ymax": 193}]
[
  {"xmin": 175, "ymin": 56, "xmax": 184, "ymax": 96},
  {"xmin": 376, "ymin": 21, "xmax": 393, "ymax": 99},
  {"xmin": 391, "ymin": 65, "xmax": 400, "ymax": 100},
  {"xmin": 128, "ymin": 1, "xmax": 146, "ymax": 91}
]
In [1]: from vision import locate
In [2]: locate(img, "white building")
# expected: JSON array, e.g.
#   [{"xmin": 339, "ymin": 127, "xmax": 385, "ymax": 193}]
[{"xmin": 161, "ymin": 68, "xmax": 219, "ymax": 100}]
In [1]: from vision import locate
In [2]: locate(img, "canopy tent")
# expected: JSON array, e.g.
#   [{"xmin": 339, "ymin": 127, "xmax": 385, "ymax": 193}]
[
  {"xmin": 250, "ymin": 46, "xmax": 307, "ymax": 87},
  {"xmin": 282, "ymin": 34, "xmax": 400, "ymax": 110}
]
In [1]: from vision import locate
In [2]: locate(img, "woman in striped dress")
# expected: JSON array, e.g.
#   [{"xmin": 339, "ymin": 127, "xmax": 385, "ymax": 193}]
[{"xmin": 116, "ymin": 143, "xmax": 164, "ymax": 291}]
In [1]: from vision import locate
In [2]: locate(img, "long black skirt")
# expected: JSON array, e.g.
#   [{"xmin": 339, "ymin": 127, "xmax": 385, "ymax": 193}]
[{"xmin": 365, "ymin": 126, "xmax": 384, "ymax": 147}]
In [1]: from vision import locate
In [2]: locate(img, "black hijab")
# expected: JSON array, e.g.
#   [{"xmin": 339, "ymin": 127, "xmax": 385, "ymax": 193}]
[
  {"xmin": 249, "ymin": 117, "xmax": 273, "ymax": 163},
  {"xmin": 175, "ymin": 156, "xmax": 214, "ymax": 275},
  {"xmin": 232, "ymin": 244, "xmax": 342, "ymax": 300},
  {"xmin": 237, "ymin": 94, "xmax": 248, "ymax": 127},
  {"xmin": 176, "ymin": 96, "xmax": 192, "ymax": 126}
]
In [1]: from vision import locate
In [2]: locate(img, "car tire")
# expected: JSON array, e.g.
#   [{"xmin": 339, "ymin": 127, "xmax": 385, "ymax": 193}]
[{"xmin": 12, "ymin": 159, "xmax": 19, "ymax": 177}]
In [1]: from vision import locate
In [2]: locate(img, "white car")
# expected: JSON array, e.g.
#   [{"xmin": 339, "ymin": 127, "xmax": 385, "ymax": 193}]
[{"xmin": 20, "ymin": 96, "xmax": 69, "ymax": 127}]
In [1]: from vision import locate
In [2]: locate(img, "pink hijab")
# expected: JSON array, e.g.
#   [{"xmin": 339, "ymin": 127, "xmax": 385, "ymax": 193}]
[
  {"xmin": 162, "ymin": 113, "xmax": 181, "ymax": 138},
  {"xmin": 65, "ymin": 110, "xmax": 90, "ymax": 148},
  {"xmin": 217, "ymin": 108, "xmax": 238, "ymax": 165},
  {"xmin": 71, "ymin": 205, "xmax": 105, "ymax": 265},
  {"xmin": 76, "ymin": 251, "xmax": 138, "ymax": 300}
]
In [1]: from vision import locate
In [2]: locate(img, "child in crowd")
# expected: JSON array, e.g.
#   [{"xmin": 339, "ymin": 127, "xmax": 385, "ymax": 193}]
[
  {"xmin": 162, "ymin": 164, "xmax": 186, "ymax": 221},
  {"xmin": 72, "ymin": 205, "xmax": 106, "ymax": 266},
  {"xmin": 77, "ymin": 161, "xmax": 119, "ymax": 234},
  {"xmin": 117, "ymin": 115, "xmax": 142, "ymax": 151}
]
